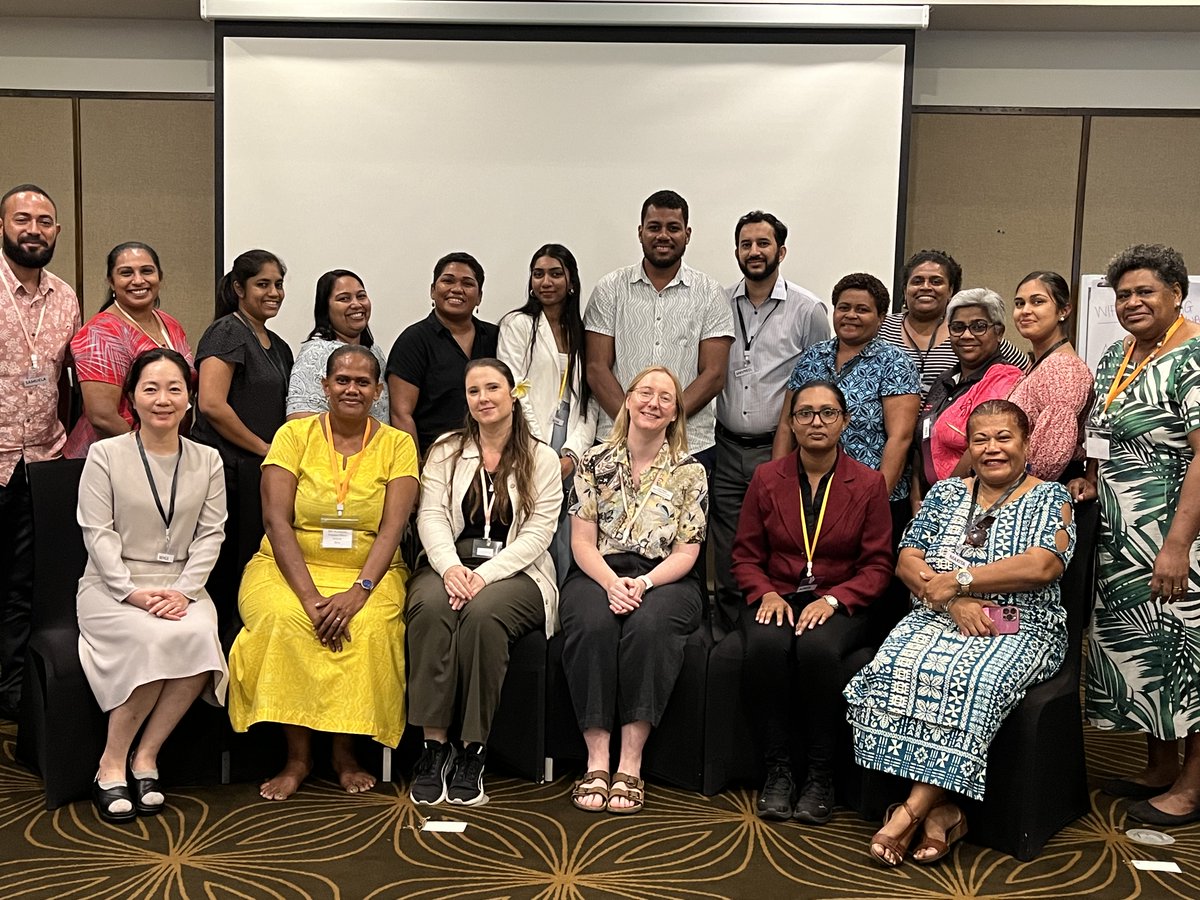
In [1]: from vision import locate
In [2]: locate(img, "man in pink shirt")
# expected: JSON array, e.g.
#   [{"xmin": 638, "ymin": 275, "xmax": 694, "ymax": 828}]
[{"xmin": 0, "ymin": 184, "xmax": 81, "ymax": 720}]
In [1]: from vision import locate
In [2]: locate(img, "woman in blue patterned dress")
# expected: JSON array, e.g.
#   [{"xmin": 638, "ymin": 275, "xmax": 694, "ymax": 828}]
[
  {"xmin": 1068, "ymin": 244, "xmax": 1200, "ymax": 827},
  {"xmin": 774, "ymin": 273, "xmax": 921, "ymax": 507},
  {"xmin": 845, "ymin": 399, "xmax": 1075, "ymax": 866}
]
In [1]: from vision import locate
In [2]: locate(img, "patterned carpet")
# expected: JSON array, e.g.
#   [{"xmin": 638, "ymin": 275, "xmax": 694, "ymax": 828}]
[{"xmin": 0, "ymin": 718, "xmax": 1194, "ymax": 899}]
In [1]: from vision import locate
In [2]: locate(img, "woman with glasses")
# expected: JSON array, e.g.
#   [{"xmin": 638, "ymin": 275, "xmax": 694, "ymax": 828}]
[
  {"xmin": 560, "ymin": 366, "xmax": 707, "ymax": 815},
  {"xmin": 1069, "ymin": 244, "xmax": 1200, "ymax": 828},
  {"xmin": 734, "ymin": 380, "xmax": 893, "ymax": 825},
  {"xmin": 914, "ymin": 289, "xmax": 1024, "ymax": 498},
  {"xmin": 847, "ymin": 399, "xmax": 1075, "ymax": 866}
]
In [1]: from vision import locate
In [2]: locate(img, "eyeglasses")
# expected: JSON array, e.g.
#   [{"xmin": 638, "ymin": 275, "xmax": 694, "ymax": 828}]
[
  {"xmin": 631, "ymin": 387, "xmax": 676, "ymax": 407},
  {"xmin": 948, "ymin": 320, "xmax": 997, "ymax": 336},
  {"xmin": 791, "ymin": 407, "xmax": 843, "ymax": 424},
  {"xmin": 963, "ymin": 515, "xmax": 996, "ymax": 547}
]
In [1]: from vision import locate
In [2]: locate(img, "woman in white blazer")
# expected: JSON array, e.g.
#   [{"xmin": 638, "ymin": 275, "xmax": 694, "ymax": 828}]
[
  {"xmin": 497, "ymin": 244, "xmax": 597, "ymax": 583},
  {"xmin": 405, "ymin": 357, "xmax": 563, "ymax": 808}
]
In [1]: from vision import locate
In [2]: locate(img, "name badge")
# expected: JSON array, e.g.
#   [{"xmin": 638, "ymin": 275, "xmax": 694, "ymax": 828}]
[
  {"xmin": 552, "ymin": 412, "xmax": 566, "ymax": 427},
  {"xmin": 650, "ymin": 484, "xmax": 673, "ymax": 500},
  {"xmin": 942, "ymin": 550, "xmax": 969, "ymax": 570},
  {"xmin": 20, "ymin": 372, "xmax": 49, "ymax": 389},
  {"xmin": 470, "ymin": 538, "xmax": 503, "ymax": 559},
  {"xmin": 1085, "ymin": 427, "xmax": 1111, "ymax": 462},
  {"xmin": 156, "ymin": 552, "xmax": 175, "ymax": 564},
  {"xmin": 792, "ymin": 574, "xmax": 818, "ymax": 594},
  {"xmin": 922, "ymin": 416, "xmax": 933, "ymax": 441},
  {"xmin": 733, "ymin": 364, "xmax": 754, "ymax": 379},
  {"xmin": 321, "ymin": 528, "xmax": 354, "ymax": 549}
]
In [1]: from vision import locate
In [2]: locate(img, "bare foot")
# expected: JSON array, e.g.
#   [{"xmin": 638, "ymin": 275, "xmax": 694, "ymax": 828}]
[
  {"xmin": 260, "ymin": 759, "xmax": 312, "ymax": 801},
  {"xmin": 333, "ymin": 758, "xmax": 376, "ymax": 794},
  {"xmin": 913, "ymin": 803, "xmax": 964, "ymax": 862}
]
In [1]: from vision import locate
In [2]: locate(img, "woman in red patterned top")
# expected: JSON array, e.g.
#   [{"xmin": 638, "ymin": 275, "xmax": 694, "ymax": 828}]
[
  {"xmin": 1007, "ymin": 271, "xmax": 1095, "ymax": 482},
  {"xmin": 65, "ymin": 242, "xmax": 194, "ymax": 458}
]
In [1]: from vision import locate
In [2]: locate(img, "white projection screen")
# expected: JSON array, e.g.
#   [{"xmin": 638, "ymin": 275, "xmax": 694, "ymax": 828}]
[{"xmin": 220, "ymin": 29, "xmax": 911, "ymax": 349}]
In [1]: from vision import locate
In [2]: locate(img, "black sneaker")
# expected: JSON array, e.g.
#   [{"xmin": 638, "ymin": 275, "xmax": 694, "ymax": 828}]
[
  {"xmin": 409, "ymin": 740, "xmax": 456, "ymax": 805},
  {"xmin": 447, "ymin": 742, "xmax": 489, "ymax": 807},
  {"xmin": 755, "ymin": 764, "xmax": 795, "ymax": 820},
  {"xmin": 792, "ymin": 772, "xmax": 834, "ymax": 825}
]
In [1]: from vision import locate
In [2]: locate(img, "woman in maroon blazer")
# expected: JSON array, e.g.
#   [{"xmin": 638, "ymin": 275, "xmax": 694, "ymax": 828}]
[{"xmin": 732, "ymin": 380, "xmax": 894, "ymax": 825}]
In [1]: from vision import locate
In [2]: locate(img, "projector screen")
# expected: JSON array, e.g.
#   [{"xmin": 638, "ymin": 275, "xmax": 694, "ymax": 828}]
[{"xmin": 221, "ymin": 30, "xmax": 910, "ymax": 349}]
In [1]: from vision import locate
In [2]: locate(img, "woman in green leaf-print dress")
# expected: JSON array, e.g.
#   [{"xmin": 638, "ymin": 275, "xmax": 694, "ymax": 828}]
[{"xmin": 1068, "ymin": 244, "xmax": 1200, "ymax": 828}]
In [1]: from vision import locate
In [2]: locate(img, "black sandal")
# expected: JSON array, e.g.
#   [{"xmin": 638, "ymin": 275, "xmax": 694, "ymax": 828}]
[
  {"xmin": 92, "ymin": 778, "xmax": 136, "ymax": 824},
  {"xmin": 128, "ymin": 752, "xmax": 164, "ymax": 816}
]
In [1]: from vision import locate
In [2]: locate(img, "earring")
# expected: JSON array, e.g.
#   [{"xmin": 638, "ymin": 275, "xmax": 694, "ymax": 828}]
[{"xmin": 1059, "ymin": 317, "xmax": 1066, "ymax": 322}]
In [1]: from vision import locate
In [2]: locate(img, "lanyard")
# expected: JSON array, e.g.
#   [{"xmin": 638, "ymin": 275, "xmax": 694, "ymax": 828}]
[
  {"xmin": 322, "ymin": 414, "xmax": 371, "ymax": 516},
  {"xmin": 618, "ymin": 452, "xmax": 667, "ymax": 544},
  {"xmin": 557, "ymin": 366, "xmax": 569, "ymax": 403},
  {"xmin": 901, "ymin": 314, "xmax": 940, "ymax": 375},
  {"xmin": 2, "ymin": 275, "xmax": 49, "ymax": 369},
  {"xmin": 1025, "ymin": 337, "xmax": 1069, "ymax": 375},
  {"xmin": 797, "ymin": 468, "xmax": 834, "ymax": 579},
  {"xmin": 479, "ymin": 466, "xmax": 498, "ymax": 540},
  {"xmin": 734, "ymin": 293, "xmax": 783, "ymax": 357},
  {"xmin": 1103, "ymin": 316, "xmax": 1184, "ymax": 413},
  {"xmin": 961, "ymin": 472, "xmax": 1027, "ymax": 545},
  {"xmin": 135, "ymin": 432, "xmax": 182, "ymax": 542},
  {"xmin": 112, "ymin": 303, "xmax": 176, "ymax": 352}
]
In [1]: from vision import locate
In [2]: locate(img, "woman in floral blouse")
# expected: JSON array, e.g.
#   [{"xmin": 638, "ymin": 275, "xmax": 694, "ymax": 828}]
[{"xmin": 560, "ymin": 366, "xmax": 707, "ymax": 816}]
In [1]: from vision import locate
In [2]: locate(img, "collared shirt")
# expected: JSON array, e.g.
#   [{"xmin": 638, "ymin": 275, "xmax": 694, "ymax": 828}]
[
  {"xmin": 572, "ymin": 440, "xmax": 708, "ymax": 560},
  {"xmin": 585, "ymin": 261, "xmax": 734, "ymax": 453},
  {"xmin": 386, "ymin": 310, "xmax": 499, "ymax": 455},
  {"xmin": 787, "ymin": 337, "xmax": 921, "ymax": 499},
  {"xmin": 717, "ymin": 276, "xmax": 830, "ymax": 435},
  {"xmin": 0, "ymin": 255, "xmax": 80, "ymax": 485}
]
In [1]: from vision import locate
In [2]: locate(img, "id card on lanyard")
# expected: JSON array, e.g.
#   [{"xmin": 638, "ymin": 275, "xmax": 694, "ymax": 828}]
[
  {"xmin": 2, "ymin": 275, "xmax": 49, "ymax": 385},
  {"xmin": 471, "ymin": 466, "xmax": 504, "ymax": 559},
  {"xmin": 319, "ymin": 414, "xmax": 369, "ymax": 549}
]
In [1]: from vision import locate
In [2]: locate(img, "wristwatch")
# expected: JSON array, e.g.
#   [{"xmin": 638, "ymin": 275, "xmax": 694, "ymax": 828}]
[
  {"xmin": 955, "ymin": 568, "xmax": 973, "ymax": 595},
  {"xmin": 354, "ymin": 577, "xmax": 375, "ymax": 593},
  {"xmin": 822, "ymin": 595, "xmax": 839, "ymax": 610},
  {"xmin": 639, "ymin": 575, "xmax": 654, "ymax": 591}
]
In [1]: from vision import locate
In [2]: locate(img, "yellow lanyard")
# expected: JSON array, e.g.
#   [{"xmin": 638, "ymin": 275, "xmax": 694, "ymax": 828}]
[
  {"xmin": 798, "ymin": 474, "xmax": 834, "ymax": 579},
  {"xmin": 322, "ymin": 414, "xmax": 371, "ymax": 516},
  {"xmin": 557, "ymin": 366, "xmax": 569, "ymax": 403},
  {"xmin": 1103, "ymin": 315, "xmax": 1184, "ymax": 412}
]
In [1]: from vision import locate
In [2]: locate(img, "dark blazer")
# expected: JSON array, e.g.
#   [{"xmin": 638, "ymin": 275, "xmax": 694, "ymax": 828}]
[{"xmin": 731, "ymin": 449, "xmax": 894, "ymax": 615}]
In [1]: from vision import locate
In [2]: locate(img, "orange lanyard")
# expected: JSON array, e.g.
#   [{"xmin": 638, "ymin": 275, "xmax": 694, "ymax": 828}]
[
  {"xmin": 1103, "ymin": 316, "xmax": 1184, "ymax": 412},
  {"xmin": 322, "ymin": 414, "xmax": 371, "ymax": 516}
]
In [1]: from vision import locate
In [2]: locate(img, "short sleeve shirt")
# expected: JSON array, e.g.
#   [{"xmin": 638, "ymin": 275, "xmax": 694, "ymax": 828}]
[
  {"xmin": 191, "ymin": 313, "xmax": 294, "ymax": 468},
  {"xmin": 786, "ymin": 337, "xmax": 921, "ymax": 499},
  {"xmin": 585, "ymin": 261, "xmax": 734, "ymax": 453},
  {"xmin": 572, "ymin": 440, "xmax": 708, "ymax": 560},
  {"xmin": 386, "ymin": 311, "xmax": 499, "ymax": 456},
  {"xmin": 286, "ymin": 338, "xmax": 390, "ymax": 421}
]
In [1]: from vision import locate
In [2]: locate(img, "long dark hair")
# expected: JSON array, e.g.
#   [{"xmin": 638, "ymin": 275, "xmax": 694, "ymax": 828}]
[
  {"xmin": 308, "ymin": 268, "xmax": 375, "ymax": 347},
  {"xmin": 214, "ymin": 249, "xmax": 285, "ymax": 320},
  {"xmin": 433, "ymin": 358, "xmax": 540, "ymax": 525},
  {"xmin": 509, "ymin": 243, "xmax": 590, "ymax": 408},
  {"xmin": 101, "ymin": 241, "xmax": 163, "ymax": 311}
]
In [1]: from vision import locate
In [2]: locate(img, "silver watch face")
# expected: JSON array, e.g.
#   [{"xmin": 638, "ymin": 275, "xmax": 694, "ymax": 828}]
[
  {"xmin": 824, "ymin": 595, "xmax": 838, "ymax": 608},
  {"xmin": 359, "ymin": 578, "xmax": 374, "ymax": 590},
  {"xmin": 955, "ymin": 569, "xmax": 972, "ymax": 586}
]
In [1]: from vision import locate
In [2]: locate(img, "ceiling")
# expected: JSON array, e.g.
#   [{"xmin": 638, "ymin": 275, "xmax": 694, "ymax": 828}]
[{"xmin": 3, "ymin": 1, "xmax": 1199, "ymax": 32}]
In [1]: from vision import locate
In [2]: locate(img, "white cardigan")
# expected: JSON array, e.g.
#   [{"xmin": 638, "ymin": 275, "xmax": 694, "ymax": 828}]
[
  {"xmin": 497, "ymin": 310, "xmax": 597, "ymax": 461},
  {"xmin": 417, "ymin": 434, "xmax": 564, "ymax": 636}
]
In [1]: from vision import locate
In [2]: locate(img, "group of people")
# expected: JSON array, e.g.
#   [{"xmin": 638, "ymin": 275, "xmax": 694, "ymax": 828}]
[{"xmin": 2, "ymin": 181, "xmax": 1197, "ymax": 863}]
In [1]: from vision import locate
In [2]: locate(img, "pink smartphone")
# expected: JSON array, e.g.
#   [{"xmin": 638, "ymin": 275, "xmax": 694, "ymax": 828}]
[{"xmin": 985, "ymin": 605, "xmax": 1020, "ymax": 634}]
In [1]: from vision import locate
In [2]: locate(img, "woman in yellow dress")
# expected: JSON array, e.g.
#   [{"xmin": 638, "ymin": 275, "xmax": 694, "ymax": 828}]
[{"xmin": 228, "ymin": 344, "xmax": 419, "ymax": 800}]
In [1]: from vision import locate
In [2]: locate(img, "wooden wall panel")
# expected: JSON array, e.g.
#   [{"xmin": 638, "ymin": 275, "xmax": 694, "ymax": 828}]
[
  {"xmin": 1080, "ymin": 116, "xmax": 1200, "ymax": 279},
  {"xmin": 905, "ymin": 113, "xmax": 1082, "ymax": 348},
  {"xmin": 78, "ymin": 98, "xmax": 213, "ymax": 347},
  {"xmin": 0, "ymin": 97, "xmax": 79, "ymax": 299}
]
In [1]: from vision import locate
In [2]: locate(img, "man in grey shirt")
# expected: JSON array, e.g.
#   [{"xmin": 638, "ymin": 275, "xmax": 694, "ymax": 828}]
[
  {"xmin": 585, "ymin": 189, "xmax": 734, "ymax": 472},
  {"xmin": 712, "ymin": 211, "xmax": 829, "ymax": 634}
]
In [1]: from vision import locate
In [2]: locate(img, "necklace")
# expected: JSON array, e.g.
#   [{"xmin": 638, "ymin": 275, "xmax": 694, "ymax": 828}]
[{"xmin": 113, "ymin": 302, "xmax": 173, "ymax": 350}]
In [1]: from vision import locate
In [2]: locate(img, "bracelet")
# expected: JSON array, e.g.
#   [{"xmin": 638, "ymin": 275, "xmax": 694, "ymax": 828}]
[{"xmin": 941, "ymin": 597, "xmax": 958, "ymax": 613}]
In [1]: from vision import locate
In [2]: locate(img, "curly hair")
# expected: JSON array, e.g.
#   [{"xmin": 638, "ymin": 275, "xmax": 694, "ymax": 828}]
[
  {"xmin": 1105, "ymin": 243, "xmax": 1189, "ymax": 301},
  {"xmin": 902, "ymin": 249, "xmax": 963, "ymax": 296},
  {"xmin": 832, "ymin": 272, "xmax": 890, "ymax": 315}
]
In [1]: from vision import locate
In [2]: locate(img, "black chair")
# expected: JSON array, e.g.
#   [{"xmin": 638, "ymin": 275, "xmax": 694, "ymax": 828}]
[{"xmin": 485, "ymin": 629, "xmax": 548, "ymax": 782}]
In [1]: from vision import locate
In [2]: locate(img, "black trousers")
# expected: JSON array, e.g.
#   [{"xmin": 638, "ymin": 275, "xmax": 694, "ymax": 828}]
[
  {"xmin": 741, "ymin": 598, "xmax": 875, "ymax": 772},
  {"xmin": 0, "ymin": 460, "xmax": 34, "ymax": 713},
  {"xmin": 559, "ymin": 552, "xmax": 703, "ymax": 731}
]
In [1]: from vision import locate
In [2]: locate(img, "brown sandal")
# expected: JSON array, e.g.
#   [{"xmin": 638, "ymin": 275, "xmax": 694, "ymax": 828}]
[
  {"xmin": 607, "ymin": 772, "xmax": 645, "ymax": 815},
  {"xmin": 571, "ymin": 770, "xmax": 610, "ymax": 813},
  {"xmin": 869, "ymin": 801, "xmax": 923, "ymax": 867},
  {"xmin": 912, "ymin": 802, "xmax": 968, "ymax": 864}
]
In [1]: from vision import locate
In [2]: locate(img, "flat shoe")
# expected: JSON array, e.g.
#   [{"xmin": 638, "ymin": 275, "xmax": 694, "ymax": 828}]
[
  {"xmin": 869, "ymin": 801, "xmax": 923, "ymax": 867},
  {"xmin": 571, "ymin": 770, "xmax": 610, "ymax": 813},
  {"xmin": 1127, "ymin": 799, "xmax": 1200, "ymax": 827},
  {"xmin": 1102, "ymin": 777, "xmax": 1172, "ymax": 800},
  {"xmin": 607, "ymin": 772, "xmax": 644, "ymax": 815},
  {"xmin": 912, "ymin": 805, "xmax": 968, "ymax": 864},
  {"xmin": 92, "ymin": 779, "xmax": 136, "ymax": 824},
  {"xmin": 128, "ymin": 752, "xmax": 164, "ymax": 816}
]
